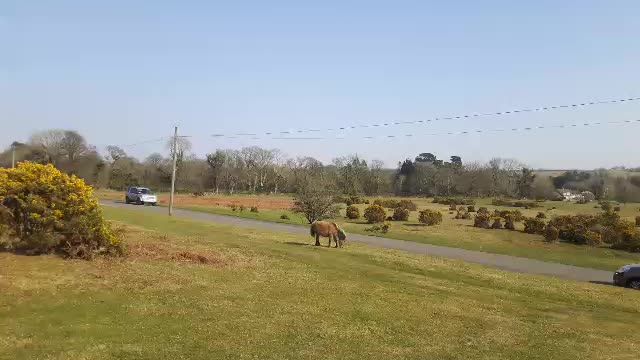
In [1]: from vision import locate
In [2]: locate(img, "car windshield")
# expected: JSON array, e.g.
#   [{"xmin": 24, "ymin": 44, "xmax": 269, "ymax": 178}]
[{"xmin": 138, "ymin": 188, "xmax": 152, "ymax": 194}]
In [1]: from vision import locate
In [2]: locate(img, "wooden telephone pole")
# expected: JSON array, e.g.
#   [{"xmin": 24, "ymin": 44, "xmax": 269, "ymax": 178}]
[{"xmin": 169, "ymin": 126, "xmax": 178, "ymax": 216}]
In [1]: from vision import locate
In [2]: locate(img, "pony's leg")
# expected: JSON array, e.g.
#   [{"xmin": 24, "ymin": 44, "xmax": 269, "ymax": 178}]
[
  {"xmin": 315, "ymin": 234, "xmax": 320, "ymax": 246},
  {"xmin": 327, "ymin": 235, "xmax": 332, "ymax": 247}
]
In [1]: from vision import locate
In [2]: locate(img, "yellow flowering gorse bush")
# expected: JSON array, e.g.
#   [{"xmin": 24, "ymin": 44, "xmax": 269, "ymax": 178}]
[{"xmin": 0, "ymin": 162, "xmax": 124, "ymax": 259}]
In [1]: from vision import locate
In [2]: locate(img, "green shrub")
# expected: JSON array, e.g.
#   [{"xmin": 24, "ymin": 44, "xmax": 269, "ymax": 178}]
[
  {"xmin": 512, "ymin": 210, "xmax": 524, "ymax": 222},
  {"xmin": 345, "ymin": 205, "xmax": 360, "ymax": 220},
  {"xmin": 0, "ymin": 162, "xmax": 123, "ymax": 259},
  {"xmin": 335, "ymin": 195, "xmax": 366, "ymax": 206},
  {"xmin": 366, "ymin": 222, "xmax": 391, "ymax": 234},
  {"xmin": 280, "ymin": 214, "xmax": 290, "ymax": 220},
  {"xmin": 454, "ymin": 209, "xmax": 471, "ymax": 220},
  {"xmin": 250, "ymin": 206, "xmax": 259, "ymax": 213},
  {"xmin": 373, "ymin": 198, "xmax": 400, "ymax": 209},
  {"xmin": 467, "ymin": 205, "xmax": 476, "ymax": 212},
  {"xmin": 536, "ymin": 212, "xmax": 546, "ymax": 219},
  {"xmin": 504, "ymin": 215, "xmax": 515, "ymax": 230},
  {"xmin": 473, "ymin": 213, "xmax": 491, "ymax": 229},
  {"xmin": 523, "ymin": 217, "xmax": 545, "ymax": 235},
  {"xmin": 392, "ymin": 207, "xmax": 410, "ymax": 221},
  {"xmin": 418, "ymin": 209, "xmax": 443, "ymax": 226},
  {"xmin": 397, "ymin": 200, "xmax": 417, "ymax": 211},
  {"xmin": 432, "ymin": 197, "xmax": 475, "ymax": 206},
  {"xmin": 477, "ymin": 207, "xmax": 489, "ymax": 215},
  {"xmin": 491, "ymin": 218, "xmax": 503, "ymax": 229},
  {"xmin": 492, "ymin": 199, "xmax": 541, "ymax": 209},
  {"xmin": 364, "ymin": 205, "xmax": 386, "ymax": 223},
  {"xmin": 544, "ymin": 225, "xmax": 559, "ymax": 242},
  {"xmin": 583, "ymin": 231, "xmax": 603, "ymax": 246},
  {"xmin": 599, "ymin": 201, "xmax": 612, "ymax": 212},
  {"xmin": 611, "ymin": 230, "xmax": 640, "ymax": 252}
]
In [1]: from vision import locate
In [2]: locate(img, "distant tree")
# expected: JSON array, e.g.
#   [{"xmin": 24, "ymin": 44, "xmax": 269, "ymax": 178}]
[
  {"xmin": 292, "ymin": 178, "xmax": 340, "ymax": 224},
  {"xmin": 415, "ymin": 153, "xmax": 437, "ymax": 163},
  {"xmin": 105, "ymin": 145, "xmax": 127, "ymax": 164},
  {"xmin": 450, "ymin": 156, "xmax": 462, "ymax": 168},
  {"xmin": 206, "ymin": 150, "xmax": 228, "ymax": 194},
  {"xmin": 516, "ymin": 168, "xmax": 536, "ymax": 198}
]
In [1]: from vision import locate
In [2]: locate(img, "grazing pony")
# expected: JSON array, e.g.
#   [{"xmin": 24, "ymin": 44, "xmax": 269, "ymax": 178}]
[{"xmin": 309, "ymin": 221, "xmax": 347, "ymax": 248}]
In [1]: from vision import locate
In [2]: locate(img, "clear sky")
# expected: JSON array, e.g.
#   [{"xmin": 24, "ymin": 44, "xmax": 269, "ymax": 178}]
[{"xmin": 2, "ymin": 1, "xmax": 640, "ymax": 169}]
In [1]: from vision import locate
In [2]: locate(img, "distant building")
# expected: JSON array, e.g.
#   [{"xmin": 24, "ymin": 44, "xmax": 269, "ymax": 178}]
[{"xmin": 559, "ymin": 189, "xmax": 584, "ymax": 202}]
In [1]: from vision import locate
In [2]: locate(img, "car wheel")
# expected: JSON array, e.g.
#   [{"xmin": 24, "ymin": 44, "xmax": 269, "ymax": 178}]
[
  {"xmin": 137, "ymin": 197, "xmax": 143, "ymax": 205},
  {"xmin": 125, "ymin": 197, "xmax": 130, "ymax": 204},
  {"xmin": 627, "ymin": 278, "xmax": 640, "ymax": 290}
]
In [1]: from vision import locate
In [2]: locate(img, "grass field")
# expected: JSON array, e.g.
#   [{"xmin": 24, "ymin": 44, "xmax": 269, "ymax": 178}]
[
  {"xmin": 1, "ymin": 207, "xmax": 640, "ymax": 359},
  {"xmin": 95, "ymin": 190, "xmax": 640, "ymax": 271}
]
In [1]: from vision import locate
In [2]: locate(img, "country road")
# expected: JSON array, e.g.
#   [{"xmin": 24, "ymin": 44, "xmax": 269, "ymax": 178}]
[{"xmin": 101, "ymin": 200, "xmax": 614, "ymax": 284}]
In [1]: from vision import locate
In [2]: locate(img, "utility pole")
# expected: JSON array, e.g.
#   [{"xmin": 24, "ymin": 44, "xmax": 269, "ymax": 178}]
[
  {"xmin": 169, "ymin": 126, "xmax": 178, "ymax": 216},
  {"xmin": 10, "ymin": 141, "xmax": 22, "ymax": 168}
]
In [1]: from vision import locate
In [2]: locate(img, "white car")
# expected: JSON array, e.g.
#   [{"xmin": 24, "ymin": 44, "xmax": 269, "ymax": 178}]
[{"xmin": 125, "ymin": 187, "xmax": 157, "ymax": 205}]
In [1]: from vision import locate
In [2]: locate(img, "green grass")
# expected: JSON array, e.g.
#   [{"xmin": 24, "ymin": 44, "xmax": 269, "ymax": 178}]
[
  {"xmin": 171, "ymin": 201, "xmax": 640, "ymax": 271},
  {"xmin": 1, "ymin": 206, "xmax": 640, "ymax": 359},
  {"xmin": 177, "ymin": 204, "xmax": 308, "ymax": 226}
]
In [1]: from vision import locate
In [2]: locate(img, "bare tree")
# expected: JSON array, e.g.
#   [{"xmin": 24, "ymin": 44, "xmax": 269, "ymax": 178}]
[{"xmin": 29, "ymin": 129, "xmax": 66, "ymax": 164}]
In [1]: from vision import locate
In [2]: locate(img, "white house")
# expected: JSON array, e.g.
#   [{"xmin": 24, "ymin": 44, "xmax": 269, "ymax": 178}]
[{"xmin": 559, "ymin": 189, "xmax": 584, "ymax": 202}]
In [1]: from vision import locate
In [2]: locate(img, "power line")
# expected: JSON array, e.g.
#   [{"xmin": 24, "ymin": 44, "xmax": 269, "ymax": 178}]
[
  {"xmin": 210, "ymin": 96, "xmax": 640, "ymax": 138},
  {"xmin": 208, "ymin": 119, "xmax": 640, "ymax": 141},
  {"xmin": 120, "ymin": 135, "xmax": 192, "ymax": 148}
]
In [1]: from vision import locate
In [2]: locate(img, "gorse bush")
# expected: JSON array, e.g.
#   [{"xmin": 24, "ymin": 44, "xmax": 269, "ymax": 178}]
[
  {"xmin": 491, "ymin": 199, "xmax": 541, "ymax": 209},
  {"xmin": 504, "ymin": 215, "xmax": 515, "ymax": 230},
  {"xmin": 433, "ymin": 197, "xmax": 475, "ymax": 206},
  {"xmin": 536, "ymin": 212, "xmax": 546, "ymax": 219},
  {"xmin": 418, "ymin": 209, "xmax": 442, "ymax": 226},
  {"xmin": 335, "ymin": 195, "xmax": 367, "ymax": 206},
  {"xmin": 0, "ymin": 162, "xmax": 123, "ymax": 259},
  {"xmin": 364, "ymin": 205, "xmax": 386, "ymax": 223},
  {"xmin": 523, "ymin": 217, "xmax": 546, "ymax": 235},
  {"xmin": 373, "ymin": 199, "xmax": 400, "ymax": 209},
  {"xmin": 473, "ymin": 213, "xmax": 491, "ymax": 229},
  {"xmin": 392, "ymin": 207, "xmax": 410, "ymax": 221},
  {"xmin": 491, "ymin": 218, "xmax": 503, "ymax": 229},
  {"xmin": 599, "ymin": 201, "xmax": 612, "ymax": 212},
  {"xmin": 345, "ymin": 205, "xmax": 360, "ymax": 219},
  {"xmin": 544, "ymin": 224, "xmax": 559, "ymax": 242},
  {"xmin": 366, "ymin": 222, "xmax": 391, "ymax": 234},
  {"xmin": 467, "ymin": 205, "xmax": 476, "ymax": 213},
  {"xmin": 397, "ymin": 200, "xmax": 417, "ymax": 211}
]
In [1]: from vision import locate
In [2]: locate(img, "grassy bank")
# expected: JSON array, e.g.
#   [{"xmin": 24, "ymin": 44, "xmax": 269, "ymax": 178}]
[
  {"xmin": 1, "ymin": 207, "xmax": 639, "ymax": 359},
  {"xmin": 128, "ymin": 200, "xmax": 640, "ymax": 271}
]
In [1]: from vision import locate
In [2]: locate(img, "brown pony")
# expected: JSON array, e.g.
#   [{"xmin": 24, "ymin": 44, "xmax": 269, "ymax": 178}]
[{"xmin": 309, "ymin": 221, "xmax": 347, "ymax": 248}]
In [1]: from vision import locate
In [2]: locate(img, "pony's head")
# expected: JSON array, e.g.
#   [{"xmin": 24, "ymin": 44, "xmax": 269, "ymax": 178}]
[{"xmin": 337, "ymin": 228, "xmax": 347, "ymax": 241}]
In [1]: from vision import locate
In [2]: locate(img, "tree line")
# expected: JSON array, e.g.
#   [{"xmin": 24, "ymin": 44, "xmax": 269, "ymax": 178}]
[{"xmin": 2, "ymin": 129, "xmax": 640, "ymax": 202}]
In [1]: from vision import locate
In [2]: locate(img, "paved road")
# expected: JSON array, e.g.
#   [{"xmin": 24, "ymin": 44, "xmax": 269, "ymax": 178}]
[{"xmin": 101, "ymin": 200, "xmax": 613, "ymax": 284}]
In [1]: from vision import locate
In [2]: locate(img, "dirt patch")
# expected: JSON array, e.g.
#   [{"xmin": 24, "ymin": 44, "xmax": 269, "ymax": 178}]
[
  {"xmin": 157, "ymin": 195, "xmax": 294, "ymax": 210},
  {"xmin": 127, "ymin": 242, "xmax": 228, "ymax": 267}
]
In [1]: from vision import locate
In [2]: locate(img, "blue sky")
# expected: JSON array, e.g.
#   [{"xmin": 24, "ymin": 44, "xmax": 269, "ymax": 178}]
[{"xmin": 2, "ymin": 1, "xmax": 640, "ymax": 169}]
